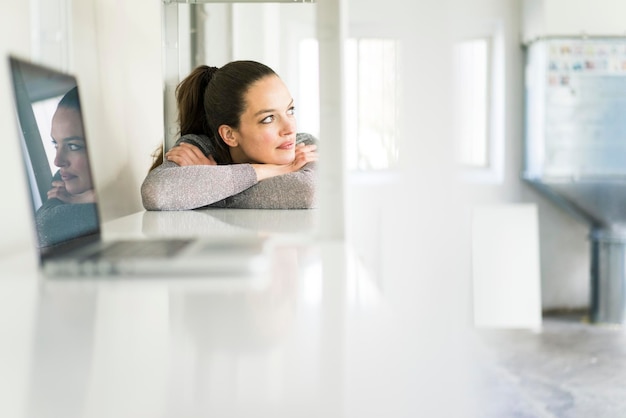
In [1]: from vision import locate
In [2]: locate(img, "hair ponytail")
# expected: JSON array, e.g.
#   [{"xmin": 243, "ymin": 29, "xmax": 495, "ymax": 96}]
[
  {"xmin": 148, "ymin": 66, "xmax": 218, "ymax": 172},
  {"xmin": 175, "ymin": 64, "xmax": 233, "ymax": 163},
  {"xmin": 177, "ymin": 65, "xmax": 218, "ymax": 136}
]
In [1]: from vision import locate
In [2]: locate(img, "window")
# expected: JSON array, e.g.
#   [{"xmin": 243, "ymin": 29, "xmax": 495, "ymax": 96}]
[
  {"xmin": 453, "ymin": 26, "xmax": 504, "ymax": 183},
  {"xmin": 345, "ymin": 38, "xmax": 400, "ymax": 171},
  {"xmin": 31, "ymin": 0, "xmax": 71, "ymax": 71},
  {"xmin": 454, "ymin": 38, "xmax": 490, "ymax": 168},
  {"xmin": 298, "ymin": 37, "xmax": 400, "ymax": 172},
  {"xmin": 297, "ymin": 38, "xmax": 321, "ymax": 140},
  {"xmin": 32, "ymin": 96, "xmax": 65, "ymax": 172}
]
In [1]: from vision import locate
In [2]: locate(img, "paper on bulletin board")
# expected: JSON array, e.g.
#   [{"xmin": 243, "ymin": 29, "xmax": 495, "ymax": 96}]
[{"xmin": 541, "ymin": 38, "xmax": 626, "ymax": 177}]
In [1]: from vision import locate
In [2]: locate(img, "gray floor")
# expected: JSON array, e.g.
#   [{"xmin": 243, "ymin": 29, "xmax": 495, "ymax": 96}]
[{"xmin": 474, "ymin": 312, "xmax": 626, "ymax": 418}]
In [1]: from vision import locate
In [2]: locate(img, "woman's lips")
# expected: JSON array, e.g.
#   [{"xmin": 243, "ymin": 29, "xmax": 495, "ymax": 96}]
[
  {"xmin": 277, "ymin": 141, "xmax": 295, "ymax": 150},
  {"xmin": 60, "ymin": 173, "xmax": 76, "ymax": 181}
]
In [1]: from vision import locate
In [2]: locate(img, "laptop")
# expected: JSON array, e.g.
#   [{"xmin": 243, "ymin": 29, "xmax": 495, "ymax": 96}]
[{"xmin": 8, "ymin": 55, "xmax": 269, "ymax": 277}]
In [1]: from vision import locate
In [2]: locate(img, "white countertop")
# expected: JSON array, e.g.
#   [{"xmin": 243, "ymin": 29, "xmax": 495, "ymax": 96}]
[{"xmin": 0, "ymin": 208, "xmax": 489, "ymax": 418}]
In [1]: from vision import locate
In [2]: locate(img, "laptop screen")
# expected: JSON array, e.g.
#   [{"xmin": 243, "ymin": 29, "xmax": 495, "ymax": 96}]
[{"xmin": 8, "ymin": 56, "xmax": 101, "ymax": 253}]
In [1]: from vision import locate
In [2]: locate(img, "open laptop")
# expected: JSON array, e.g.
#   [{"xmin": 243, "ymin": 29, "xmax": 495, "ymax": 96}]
[{"xmin": 8, "ymin": 55, "xmax": 268, "ymax": 277}]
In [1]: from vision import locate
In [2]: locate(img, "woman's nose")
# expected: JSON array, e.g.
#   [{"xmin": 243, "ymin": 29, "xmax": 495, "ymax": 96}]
[
  {"xmin": 54, "ymin": 150, "xmax": 67, "ymax": 168},
  {"xmin": 282, "ymin": 116, "xmax": 296, "ymax": 135}
]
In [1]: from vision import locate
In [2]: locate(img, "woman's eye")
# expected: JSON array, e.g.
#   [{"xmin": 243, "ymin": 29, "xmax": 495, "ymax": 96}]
[
  {"xmin": 67, "ymin": 143, "xmax": 84, "ymax": 151},
  {"xmin": 261, "ymin": 115, "xmax": 274, "ymax": 124},
  {"xmin": 51, "ymin": 140, "xmax": 58, "ymax": 149},
  {"xmin": 287, "ymin": 107, "xmax": 296, "ymax": 116}
]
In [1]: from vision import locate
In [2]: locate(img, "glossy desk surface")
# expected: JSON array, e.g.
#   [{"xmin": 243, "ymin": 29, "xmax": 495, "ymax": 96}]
[{"xmin": 0, "ymin": 208, "xmax": 487, "ymax": 418}]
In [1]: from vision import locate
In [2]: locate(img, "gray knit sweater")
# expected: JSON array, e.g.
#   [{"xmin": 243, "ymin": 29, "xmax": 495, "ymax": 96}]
[{"xmin": 141, "ymin": 132, "xmax": 317, "ymax": 211}]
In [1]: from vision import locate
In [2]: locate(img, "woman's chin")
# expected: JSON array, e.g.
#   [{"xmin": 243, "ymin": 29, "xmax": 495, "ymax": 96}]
[
  {"xmin": 67, "ymin": 188, "xmax": 90, "ymax": 197},
  {"xmin": 274, "ymin": 153, "xmax": 296, "ymax": 165}
]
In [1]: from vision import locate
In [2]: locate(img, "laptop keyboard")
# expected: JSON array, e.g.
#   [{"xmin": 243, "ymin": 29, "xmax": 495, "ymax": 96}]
[{"xmin": 84, "ymin": 239, "xmax": 192, "ymax": 260}]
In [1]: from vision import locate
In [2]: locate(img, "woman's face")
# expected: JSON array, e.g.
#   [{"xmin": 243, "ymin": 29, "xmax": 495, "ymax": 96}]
[
  {"xmin": 51, "ymin": 106, "xmax": 93, "ymax": 195},
  {"xmin": 226, "ymin": 75, "xmax": 297, "ymax": 165}
]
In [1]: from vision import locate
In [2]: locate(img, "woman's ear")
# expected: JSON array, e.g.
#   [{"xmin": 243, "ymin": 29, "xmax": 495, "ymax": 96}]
[{"xmin": 218, "ymin": 125, "xmax": 238, "ymax": 147}]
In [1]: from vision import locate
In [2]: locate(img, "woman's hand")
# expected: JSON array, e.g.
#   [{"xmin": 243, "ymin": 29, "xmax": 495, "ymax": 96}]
[
  {"xmin": 166, "ymin": 143, "xmax": 216, "ymax": 166},
  {"xmin": 289, "ymin": 143, "xmax": 318, "ymax": 170},
  {"xmin": 48, "ymin": 181, "xmax": 96, "ymax": 204},
  {"xmin": 253, "ymin": 143, "xmax": 318, "ymax": 181}
]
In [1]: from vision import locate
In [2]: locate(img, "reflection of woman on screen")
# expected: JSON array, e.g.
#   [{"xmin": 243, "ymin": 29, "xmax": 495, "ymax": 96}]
[{"xmin": 35, "ymin": 87, "xmax": 99, "ymax": 247}]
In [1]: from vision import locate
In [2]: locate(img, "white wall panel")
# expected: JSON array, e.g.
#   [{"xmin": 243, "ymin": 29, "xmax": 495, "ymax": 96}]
[
  {"xmin": 0, "ymin": 1, "xmax": 34, "ymax": 256},
  {"xmin": 523, "ymin": 0, "xmax": 626, "ymax": 43},
  {"xmin": 73, "ymin": 0, "xmax": 163, "ymax": 220}
]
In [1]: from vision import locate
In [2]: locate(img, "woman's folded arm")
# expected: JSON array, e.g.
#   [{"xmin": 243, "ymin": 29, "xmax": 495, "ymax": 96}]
[
  {"xmin": 214, "ymin": 161, "xmax": 317, "ymax": 209},
  {"xmin": 141, "ymin": 161, "xmax": 258, "ymax": 211}
]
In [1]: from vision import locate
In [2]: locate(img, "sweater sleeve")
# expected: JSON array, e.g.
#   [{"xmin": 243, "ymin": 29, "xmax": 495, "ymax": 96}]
[
  {"xmin": 141, "ymin": 162, "xmax": 258, "ymax": 211},
  {"xmin": 212, "ymin": 161, "xmax": 317, "ymax": 209},
  {"xmin": 35, "ymin": 200, "xmax": 100, "ymax": 247}
]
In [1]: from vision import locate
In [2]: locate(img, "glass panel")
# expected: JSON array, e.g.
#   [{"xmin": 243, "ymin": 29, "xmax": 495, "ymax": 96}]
[
  {"xmin": 453, "ymin": 38, "xmax": 490, "ymax": 168},
  {"xmin": 298, "ymin": 37, "xmax": 400, "ymax": 172},
  {"xmin": 31, "ymin": 0, "xmax": 71, "ymax": 71},
  {"xmin": 352, "ymin": 38, "xmax": 399, "ymax": 171}
]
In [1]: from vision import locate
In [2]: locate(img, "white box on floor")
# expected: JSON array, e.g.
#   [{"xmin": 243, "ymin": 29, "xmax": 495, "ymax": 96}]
[{"xmin": 472, "ymin": 204, "xmax": 542, "ymax": 328}]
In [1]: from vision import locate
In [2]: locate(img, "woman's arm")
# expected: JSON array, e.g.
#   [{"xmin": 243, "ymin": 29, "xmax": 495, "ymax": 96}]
[
  {"xmin": 141, "ymin": 162, "xmax": 258, "ymax": 211},
  {"xmin": 213, "ymin": 161, "xmax": 317, "ymax": 209}
]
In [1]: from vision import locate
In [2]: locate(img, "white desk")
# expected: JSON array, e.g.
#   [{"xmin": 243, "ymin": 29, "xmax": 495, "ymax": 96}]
[{"xmin": 0, "ymin": 208, "xmax": 487, "ymax": 418}]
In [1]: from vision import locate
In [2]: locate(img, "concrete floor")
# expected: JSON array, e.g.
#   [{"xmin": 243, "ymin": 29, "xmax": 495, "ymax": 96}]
[{"xmin": 474, "ymin": 312, "xmax": 626, "ymax": 418}]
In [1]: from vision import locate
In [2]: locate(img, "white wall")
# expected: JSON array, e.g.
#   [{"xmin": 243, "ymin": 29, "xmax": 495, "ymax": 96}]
[
  {"xmin": 523, "ymin": 0, "xmax": 626, "ymax": 43},
  {"xmin": 73, "ymin": 0, "xmax": 163, "ymax": 221},
  {"xmin": 0, "ymin": 0, "xmax": 34, "ymax": 256}
]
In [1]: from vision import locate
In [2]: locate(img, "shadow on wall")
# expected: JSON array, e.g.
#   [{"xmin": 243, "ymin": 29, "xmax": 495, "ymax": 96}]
[{"xmin": 96, "ymin": 164, "xmax": 145, "ymax": 222}]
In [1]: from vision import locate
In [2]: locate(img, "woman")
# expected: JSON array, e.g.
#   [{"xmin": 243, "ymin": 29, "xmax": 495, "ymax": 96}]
[
  {"xmin": 36, "ymin": 86, "xmax": 99, "ymax": 247},
  {"xmin": 141, "ymin": 60, "xmax": 319, "ymax": 211}
]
